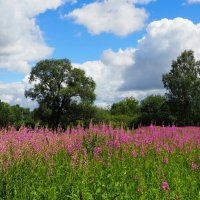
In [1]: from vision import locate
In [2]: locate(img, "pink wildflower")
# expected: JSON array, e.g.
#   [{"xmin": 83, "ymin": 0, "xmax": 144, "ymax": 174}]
[
  {"xmin": 162, "ymin": 181, "xmax": 169, "ymax": 191},
  {"xmin": 132, "ymin": 150, "xmax": 137, "ymax": 158},
  {"xmin": 94, "ymin": 146, "xmax": 102, "ymax": 160},
  {"xmin": 71, "ymin": 154, "xmax": 78, "ymax": 162},
  {"xmin": 191, "ymin": 162, "xmax": 198, "ymax": 171},
  {"xmin": 163, "ymin": 157, "xmax": 169, "ymax": 165}
]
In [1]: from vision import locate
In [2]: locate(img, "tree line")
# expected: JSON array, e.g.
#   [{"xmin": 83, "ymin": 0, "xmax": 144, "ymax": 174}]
[{"xmin": 0, "ymin": 50, "xmax": 200, "ymax": 129}]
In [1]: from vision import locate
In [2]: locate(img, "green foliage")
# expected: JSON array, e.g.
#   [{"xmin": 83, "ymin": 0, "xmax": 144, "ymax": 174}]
[
  {"xmin": 111, "ymin": 97, "xmax": 139, "ymax": 116},
  {"xmin": 110, "ymin": 97, "xmax": 139, "ymax": 128},
  {"xmin": 92, "ymin": 106, "xmax": 111, "ymax": 124},
  {"xmin": 10, "ymin": 105, "xmax": 34, "ymax": 128},
  {"xmin": 162, "ymin": 50, "xmax": 200, "ymax": 125},
  {"xmin": 139, "ymin": 95, "xmax": 173, "ymax": 126},
  {"xmin": 25, "ymin": 59, "xmax": 96, "ymax": 129},
  {"xmin": 109, "ymin": 114, "xmax": 138, "ymax": 128},
  {"xmin": 0, "ymin": 101, "xmax": 12, "ymax": 127},
  {"xmin": 0, "ymin": 101, "xmax": 34, "ymax": 128}
]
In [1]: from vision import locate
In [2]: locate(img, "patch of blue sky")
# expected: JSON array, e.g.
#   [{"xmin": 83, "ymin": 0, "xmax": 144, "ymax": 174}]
[
  {"xmin": 0, "ymin": 69, "xmax": 24, "ymax": 83},
  {"xmin": 146, "ymin": 0, "xmax": 200, "ymax": 23},
  {"xmin": 36, "ymin": 3, "xmax": 145, "ymax": 63}
]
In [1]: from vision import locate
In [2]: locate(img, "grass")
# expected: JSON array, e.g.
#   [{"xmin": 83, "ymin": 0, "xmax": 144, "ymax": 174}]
[{"xmin": 0, "ymin": 125, "xmax": 199, "ymax": 199}]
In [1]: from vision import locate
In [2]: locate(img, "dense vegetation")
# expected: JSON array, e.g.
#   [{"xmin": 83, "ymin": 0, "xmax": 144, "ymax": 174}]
[
  {"xmin": 163, "ymin": 50, "xmax": 200, "ymax": 125},
  {"xmin": 0, "ymin": 95, "xmax": 173, "ymax": 129},
  {"xmin": 0, "ymin": 101, "xmax": 34, "ymax": 128},
  {"xmin": 0, "ymin": 125, "xmax": 199, "ymax": 199}
]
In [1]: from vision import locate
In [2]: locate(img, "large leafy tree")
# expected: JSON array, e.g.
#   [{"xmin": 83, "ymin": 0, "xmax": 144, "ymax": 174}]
[
  {"xmin": 25, "ymin": 59, "xmax": 96, "ymax": 128},
  {"xmin": 162, "ymin": 50, "xmax": 200, "ymax": 125}
]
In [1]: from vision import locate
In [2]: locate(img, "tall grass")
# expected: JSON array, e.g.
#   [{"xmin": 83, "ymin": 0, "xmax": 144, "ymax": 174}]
[{"xmin": 0, "ymin": 124, "xmax": 199, "ymax": 199}]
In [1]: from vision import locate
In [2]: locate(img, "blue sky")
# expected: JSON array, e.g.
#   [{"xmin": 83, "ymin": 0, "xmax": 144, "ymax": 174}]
[{"xmin": 0, "ymin": 0, "xmax": 200, "ymax": 108}]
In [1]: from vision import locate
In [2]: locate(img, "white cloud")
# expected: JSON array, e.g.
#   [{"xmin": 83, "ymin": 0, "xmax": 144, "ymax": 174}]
[
  {"xmin": 73, "ymin": 18, "xmax": 200, "ymax": 106},
  {"xmin": 0, "ymin": 0, "xmax": 65, "ymax": 74},
  {"xmin": 121, "ymin": 18, "xmax": 200, "ymax": 91},
  {"xmin": 0, "ymin": 76, "xmax": 37, "ymax": 109},
  {"xmin": 133, "ymin": 0, "xmax": 155, "ymax": 4},
  {"xmin": 67, "ymin": 0, "xmax": 149, "ymax": 36},
  {"xmin": 187, "ymin": 0, "xmax": 200, "ymax": 3},
  {"xmin": 73, "ymin": 48, "xmax": 135, "ymax": 104},
  {"xmin": 73, "ymin": 48, "xmax": 164, "ymax": 105}
]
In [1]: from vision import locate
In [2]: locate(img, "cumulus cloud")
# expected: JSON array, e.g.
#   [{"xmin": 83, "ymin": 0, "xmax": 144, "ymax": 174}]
[
  {"xmin": 0, "ymin": 76, "xmax": 37, "ymax": 109},
  {"xmin": 67, "ymin": 0, "xmax": 149, "ymax": 36},
  {"xmin": 73, "ymin": 48, "xmax": 135, "ymax": 104},
  {"xmin": 73, "ymin": 48, "xmax": 164, "ymax": 105},
  {"xmin": 72, "ymin": 18, "xmax": 200, "ymax": 106},
  {"xmin": 120, "ymin": 18, "xmax": 200, "ymax": 91},
  {"xmin": 0, "ymin": 0, "xmax": 65, "ymax": 74}
]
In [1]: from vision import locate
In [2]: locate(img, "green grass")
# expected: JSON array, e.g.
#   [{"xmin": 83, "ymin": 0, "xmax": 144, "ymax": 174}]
[{"xmin": 0, "ymin": 149, "xmax": 199, "ymax": 200}]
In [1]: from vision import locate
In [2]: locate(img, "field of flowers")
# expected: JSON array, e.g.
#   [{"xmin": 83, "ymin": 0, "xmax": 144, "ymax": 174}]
[{"xmin": 0, "ymin": 124, "xmax": 199, "ymax": 199}]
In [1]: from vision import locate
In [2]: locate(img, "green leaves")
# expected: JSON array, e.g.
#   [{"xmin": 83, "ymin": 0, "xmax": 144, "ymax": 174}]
[
  {"xmin": 0, "ymin": 101, "xmax": 34, "ymax": 128},
  {"xmin": 111, "ymin": 97, "xmax": 139, "ymax": 116},
  {"xmin": 139, "ymin": 95, "xmax": 172, "ymax": 125},
  {"xmin": 162, "ymin": 50, "xmax": 200, "ymax": 125},
  {"xmin": 25, "ymin": 59, "xmax": 96, "ymax": 129}
]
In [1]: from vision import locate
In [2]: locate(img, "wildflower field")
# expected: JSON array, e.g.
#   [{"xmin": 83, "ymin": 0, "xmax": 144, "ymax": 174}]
[{"xmin": 0, "ymin": 124, "xmax": 199, "ymax": 200}]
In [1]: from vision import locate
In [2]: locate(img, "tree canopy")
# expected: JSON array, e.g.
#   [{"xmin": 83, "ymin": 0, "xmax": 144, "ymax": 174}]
[
  {"xmin": 25, "ymin": 59, "xmax": 96, "ymax": 128},
  {"xmin": 0, "ymin": 101, "xmax": 33, "ymax": 128},
  {"xmin": 110, "ymin": 97, "xmax": 139, "ymax": 116},
  {"xmin": 162, "ymin": 50, "xmax": 200, "ymax": 125},
  {"xmin": 139, "ymin": 95, "xmax": 172, "ymax": 125}
]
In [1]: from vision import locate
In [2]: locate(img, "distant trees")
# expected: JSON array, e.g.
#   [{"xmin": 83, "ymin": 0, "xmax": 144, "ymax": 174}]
[
  {"xmin": 139, "ymin": 95, "xmax": 173, "ymax": 126},
  {"xmin": 109, "ymin": 97, "xmax": 139, "ymax": 128},
  {"xmin": 110, "ymin": 97, "xmax": 139, "ymax": 115},
  {"xmin": 0, "ymin": 101, "xmax": 33, "ymax": 128},
  {"xmin": 162, "ymin": 50, "xmax": 200, "ymax": 125},
  {"xmin": 11, "ymin": 104, "xmax": 34, "ymax": 128},
  {"xmin": 0, "ymin": 101, "xmax": 12, "ymax": 128},
  {"xmin": 25, "ymin": 59, "xmax": 96, "ymax": 129},
  {"xmin": 92, "ymin": 106, "xmax": 111, "ymax": 125}
]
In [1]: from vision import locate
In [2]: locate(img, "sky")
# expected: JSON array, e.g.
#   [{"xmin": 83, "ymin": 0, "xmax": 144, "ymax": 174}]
[{"xmin": 0, "ymin": 0, "xmax": 200, "ymax": 108}]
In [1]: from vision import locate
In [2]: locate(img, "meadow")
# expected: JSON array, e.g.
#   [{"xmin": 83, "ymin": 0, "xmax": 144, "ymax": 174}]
[{"xmin": 0, "ymin": 124, "xmax": 199, "ymax": 200}]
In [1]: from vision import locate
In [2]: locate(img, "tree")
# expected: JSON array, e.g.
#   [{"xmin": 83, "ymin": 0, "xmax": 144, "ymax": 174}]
[
  {"xmin": 139, "ymin": 95, "xmax": 172, "ymax": 126},
  {"xmin": 92, "ymin": 106, "xmax": 111, "ymax": 124},
  {"xmin": 162, "ymin": 50, "xmax": 200, "ymax": 125},
  {"xmin": 0, "ymin": 101, "xmax": 13, "ymax": 128},
  {"xmin": 110, "ymin": 97, "xmax": 139, "ymax": 116},
  {"xmin": 0, "ymin": 101, "xmax": 34, "ymax": 128},
  {"xmin": 25, "ymin": 59, "xmax": 96, "ymax": 128},
  {"xmin": 10, "ymin": 105, "xmax": 34, "ymax": 128},
  {"xmin": 110, "ymin": 97, "xmax": 139, "ymax": 128}
]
